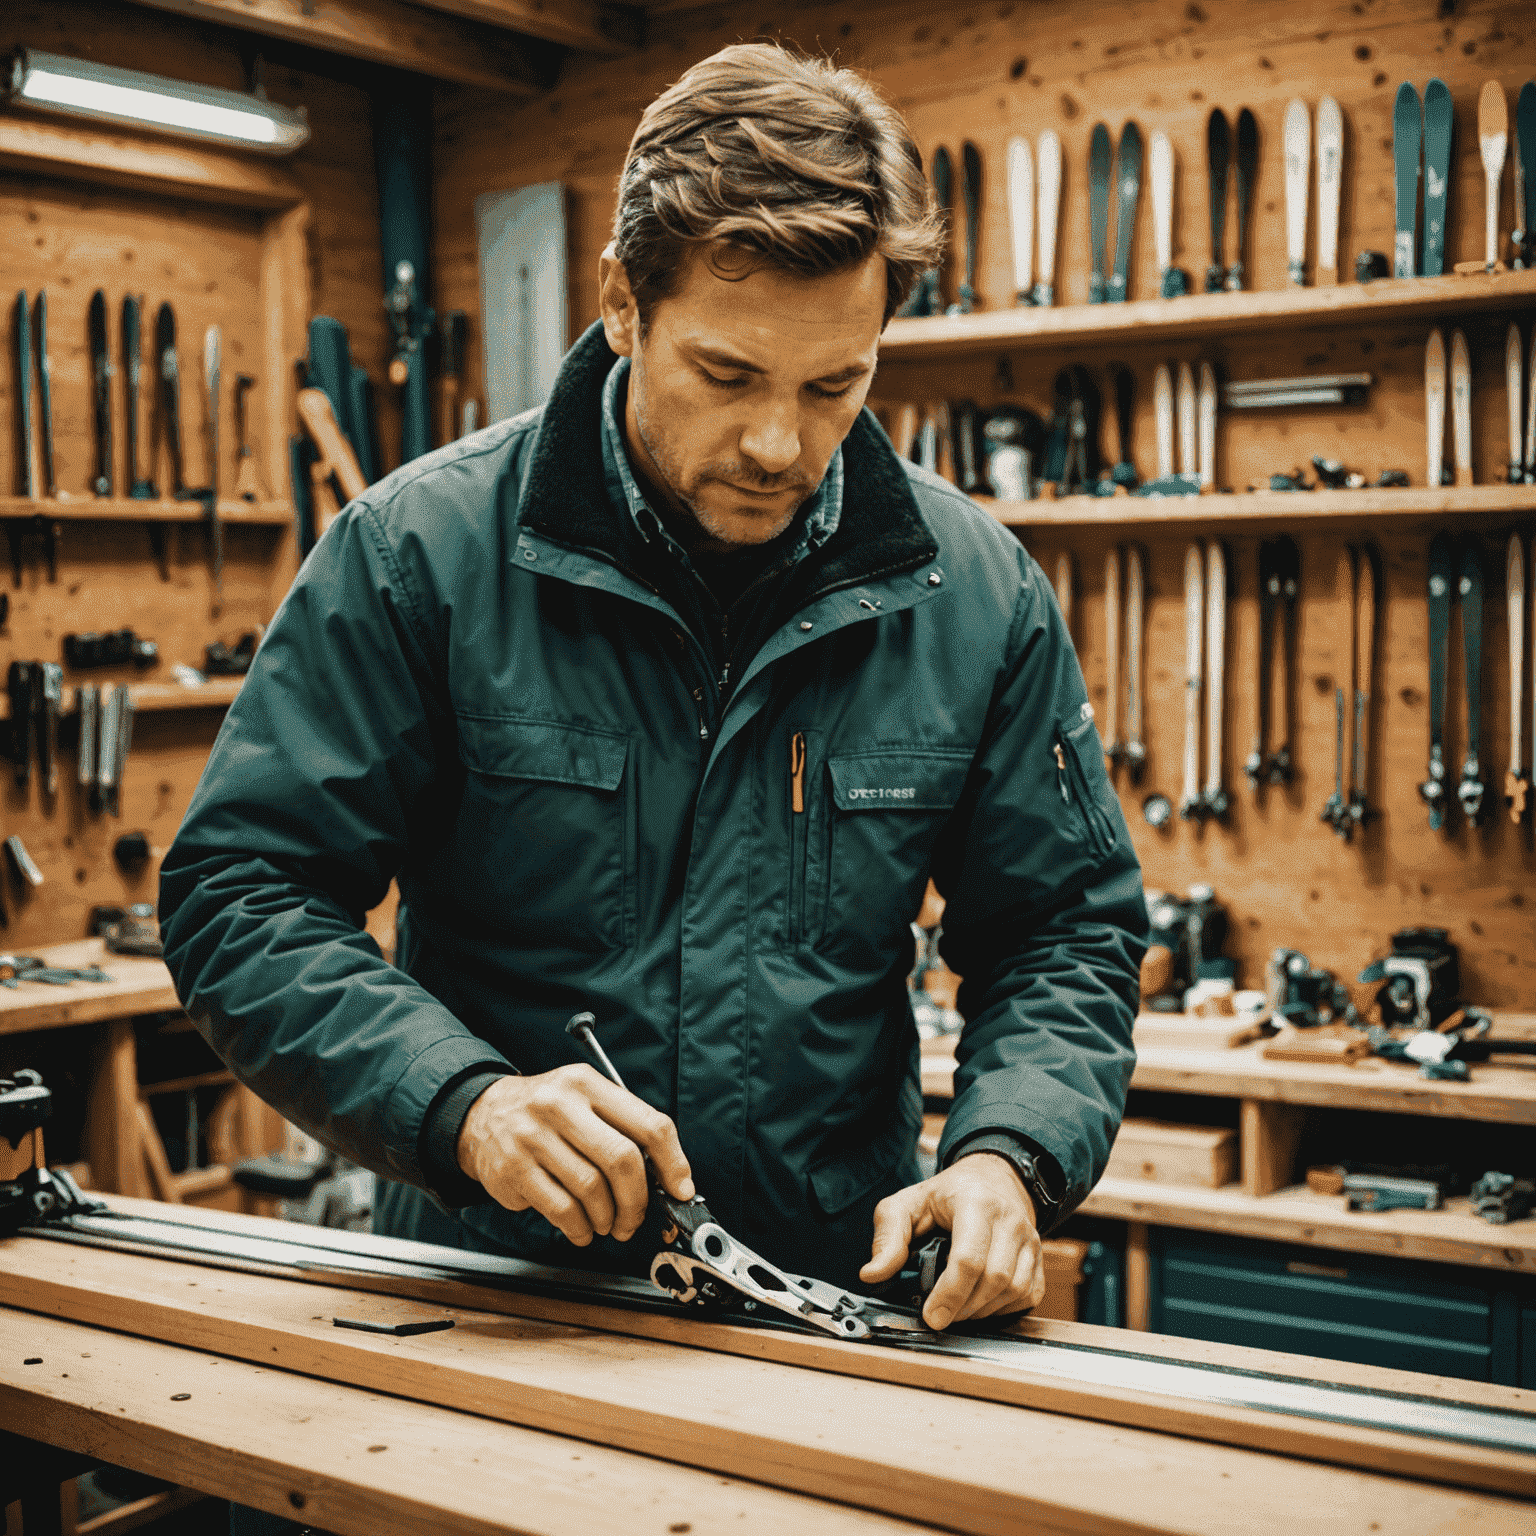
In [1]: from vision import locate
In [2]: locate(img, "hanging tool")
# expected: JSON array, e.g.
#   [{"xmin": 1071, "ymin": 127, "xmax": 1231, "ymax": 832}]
[
  {"xmin": 1202, "ymin": 541, "xmax": 1229, "ymax": 821},
  {"xmin": 123, "ymin": 296, "xmax": 154, "ymax": 500},
  {"xmin": 202, "ymin": 325, "xmax": 223, "ymax": 596},
  {"xmin": 1478, "ymin": 80, "xmax": 1508, "ymax": 272},
  {"xmin": 1422, "ymin": 78, "xmax": 1453, "ymax": 276},
  {"xmin": 1227, "ymin": 108, "xmax": 1257, "ymax": 292},
  {"xmin": 1322, "ymin": 684, "xmax": 1347, "ymax": 836},
  {"xmin": 1283, "ymin": 99, "xmax": 1310, "ymax": 286},
  {"xmin": 1124, "ymin": 546, "xmax": 1146, "ymax": 783},
  {"xmin": 156, "ymin": 303, "xmax": 186, "ymax": 496},
  {"xmin": 1450, "ymin": 329, "xmax": 1472, "ymax": 487},
  {"xmin": 1393, "ymin": 82, "xmax": 1422, "ymax": 277},
  {"xmin": 1104, "ymin": 546, "xmax": 1120, "ymax": 769},
  {"xmin": 1180, "ymin": 542, "xmax": 1204, "ymax": 821},
  {"xmin": 1109, "ymin": 121, "xmax": 1142, "ymax": 303},
  {"xmin": 297, "ymin": 387, "xmax": 369, "ymax": 538},
  {"xmin": 1197, "ymin": 362, "xmax": 1216, "ymax": 490},
  {"xmin": 1222, "ymin": 373, "xmax": 1373, "ymax": 410},
  {"xmin": 948, "ymin": 142, "xmax": 982, "ymax": 314},
  {"xmin": 1150, "ymin": 129, "xmax": 1185, "ymax": 296},
  {"xmin": 1458, "ymin": 541, "xmax": 1486, "ymax": 828},
  {"xmin": 1247, "ymin": 537, "xmax": 1299, "ymax": 793},
  {"xmin": 89, "ymin": 289, "xmax": 113, "ymax": 497},
  {"xmin": 1316, "ymin": 97, "xmax": 1343, "ymax": 285},
  {"xmin": 1005, "ymin": 135, "xmax": 1034, "ymax": 305},
  {"xmin": 76, "ymin": 685, "xmax": 99, "ymax": 813},
  {"xmin": 1425, "ymin": 329, "xmax": 1446, "ymax": 487},
  {"xmin": 1035, "ymin": 131, "xmax": 1061, "ymax": 308},
  {"xmin": 1205, "ymin": 108, "xmax": 1229, "ymax": 293},
  {"xmin": 35, "ymin": 293, "xmax": 55, "ymax": 498},
  {"xmin": 439, "ymin": 311, "xmax": 467, "ymax": 446},
  {"xmin": 96, "ymin": 684, "xmax": 121, "ymax": 817},
  {"xmin": 38, "ymin": 663, "xmax": 61, "ymax": 801},
  {"xmin": 234, "ymin": 374, "xmax": 259, "ymax": 502},
  {"xmin": 1419, "ymin": 532, "xmax": 1453, "ymax": 830},
  {"xmin": 14, "ymin": 291, "xmax": 37, "ymax": 499},
  {"xmin": 7, "ymin": 663, "xmax": 35, "ymax": 788},
  {"xmin": 1088, "ymin": 122, "xmax": 1112, "ymax": 304},
  {"xmin": 1508, "ymin": 534, "xmax": 1528, "ymax": 824},
  {"xmin": 1345, "ymin": 546, "xmax": 1378, "ymax": 838},
  {"xmin": 1509, "ymin": 324, "xmax": 1526, "ymax": 484},
  {"xmin": 1109, "ymin": 367, "xmax": 1137, "ymax": 489}
]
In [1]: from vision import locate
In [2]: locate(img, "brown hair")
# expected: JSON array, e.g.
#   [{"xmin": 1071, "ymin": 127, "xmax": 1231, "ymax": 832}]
[{"xmin": 613, "ymin": 43, "xmax": 942, "ymax": 324}]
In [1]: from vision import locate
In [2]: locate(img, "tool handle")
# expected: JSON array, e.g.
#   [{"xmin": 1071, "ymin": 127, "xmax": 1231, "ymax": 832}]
[
  {"xmin": 1283, "ymin": 99, "xmax": 1310, "ymax": 284},
  {"xmin": 1176, "ymin": 362, "xmax": 1196, "ymax": 478},
  {"xmin": 1125, "ymin": 546, "xmax": 1144, "ymax": 751},
  {"xmin": 1154, "ymin": 363, "xmax": 1174, "ymax": 480},
  {"xmin": 1450, "ymin": 329, "xmax": 1473, "ymax": 486},
  {"xmin": 1182, "ymin": 543, "xmax": 1204, "ymax": 809},
  {"xmin": 1315, "ymin": 97, "xmax": 1343, "ymax": 284},
  {"xmin": 1425, "ymin": 329, "xmax": 1446, "ymax": 488},
  {"xmin": 1104, "ymin": 547, "xmax": 1120, "ymax": 764},
  {"xmin": 1197, "ymin": 362, "xmax": 1217, "ymax": 488},
  {"xmin": 565, "ymin": 1012, "xmax": 628, "ymax": 1090},
  {"xmin": 1204, "ymin": 542, "xmax": 1226, "ymax": 797},
  {"xmin": 1036, "ymin": 132, "xmax": 1062, "ymax": 297}
]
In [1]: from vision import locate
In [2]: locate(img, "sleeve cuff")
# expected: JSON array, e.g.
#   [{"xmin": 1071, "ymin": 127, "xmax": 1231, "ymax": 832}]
[{"xmin": 418, "ymin": 1067, "xmax": 516, "ymax": 1209}]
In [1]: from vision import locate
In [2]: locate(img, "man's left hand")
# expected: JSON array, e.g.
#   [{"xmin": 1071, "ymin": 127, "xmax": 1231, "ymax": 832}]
[{"xmin": 858, "ymin": 1153, "xmax": 1043, "ymax": 1330}]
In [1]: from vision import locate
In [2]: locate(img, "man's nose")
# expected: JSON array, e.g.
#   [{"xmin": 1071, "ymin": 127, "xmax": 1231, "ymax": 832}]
[{"xmin": 738, "ymin": 400, "xmax": 801, "ymax": 477}]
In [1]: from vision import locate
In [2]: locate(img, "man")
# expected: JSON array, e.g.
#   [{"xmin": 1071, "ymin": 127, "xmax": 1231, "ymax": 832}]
[{"xmin": 160, "ymin": 44, "xmax": 1145, "ymax": 1331}]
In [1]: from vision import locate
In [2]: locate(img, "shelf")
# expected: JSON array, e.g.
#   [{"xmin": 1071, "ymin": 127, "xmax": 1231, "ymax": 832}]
[
  {"xmin": 0, "ymin": 939, "xmax": 178, "ymax": 1038},
  {"xmin": 0, "ymin": 677, "xmax": 243, "ymax": 720},
  {"xmin": 1079, "ymin": 1179, "xmax": 1536, "ymax": 1276},
  {"xmin": 879, "ymin": 267, "xmax": 1536, "ymax": 361},
  {"xmin": 0, "ymin": 495, "xmax": 293, "ymax": 526},
  {"xmin": 983, "ymin": 483, "xmax": 1536, "ymax": 529},
  {"xmin": 139, "ymin": 1069, "xmax": 236, "ymax": 1098}
]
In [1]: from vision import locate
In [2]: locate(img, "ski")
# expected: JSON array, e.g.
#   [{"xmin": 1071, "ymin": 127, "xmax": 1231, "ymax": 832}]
[
  {"xmin": 1478, "ymin": 81, "xmax": 1508, "ymax": 271},
  {"xmin": 1154, "ymin": 362, "xmax": 1175, "ymax": 480},
  {"xmin": 1205, "ymin": 109, "xmax": 1229, "ymax": 293},
  {"xmin": 1458, "ymin": 541, "xmax": 1486, "ymax": 827},
  {"xmin": 931, "ymin": 146, "xmax": 953, "ymax": 312},
  {"xmin": 1109, "ymin": 121, "xmax": 1143, "ymax": 302},
  {"xmin": 203, "ymin": 324, "xmax": 223, "ymax": 597},
  {"xmin": 1422, "ymin": 79, "xmax": 1453, "ymax": 276},
  {"xmin": 949, "ymin": 142, "xmax": 982, "ymax": 314},
  {"xmin": 1036, "ymin": 131, "xmax": 1062, "ymax": 308},
  {"xmin": 1324, "ymin": 543, "xmax": 1353, "ymax": 837},
  {"xmin": 1284, "ymin": 98, "xmax": 1310, "ymax": 286},
  {"xmin": 35, "ymin": 293, "xmax": 54, "ymax": 498},
  {"xmin": 1425, "ymin": 329, "xmax": 1446, "ymax": 487},
  {"xmin": 1110, "ymin": 365, "xmax": 1137, "ymax": 489},
  {"xmin": 1419, "ymin": 532, "xmax": 1453, "ymax": 830},
  {"xmin": 1198, "ymin": 361, "xmax": 1217, "ymax": 490},
  {"xmin": 13, "ymin": 291, "xmax": 36, "ymax": 499},
  {"xmin": 1527, "ymin": 326, "xmax": 1536, "ymax": 482},
  {"xmin": 1393, "ymin": 83, "xmax": 1422, "ymax": 278},
  {"xmin": 1346, "ymin": 545, "xmax": 1378, "ymax": 837},
  {"xmin": 1125, "ymin": 545, "xmax": 1146, "ymax": 782},
  {"xmin": 1228, "ymin": 108, "xmax": 1258, "ymax": 291},
  {"xmin": 1513, "ymin": 91, "xmax": 1528, "ymax": 270},
  {"xmin": 1089, "ymin": 122, "xmax": 1112, "ymax": 303},
  {"xmin": 1509, "ymin": 323, "xmax": 1526, "ymax": 484},
  {"xmin": 1450, "ymin": 329, "xmax": 1472, "ymax": 486},
  {"xmin": 1316, "ymin": 97, "xmax": 1343, "ymax": 286},
  {"xmin": 89, "ymin": 290, "xmax": 114, "ymax": 497},
  {"xmin": 1272, "ymin": 536, "xmax": 1300, "ymax": 788},
  {"xmin": 1247, "ymin": 542, "xmax": 1277, "ymax": 793},
  {"xmin": 1006, "ymin": 136, "xmax": 1034, "ymax": 305},
  {"xmin": 1203, "ymin": 540, "xmax": 1229, "ymax": 820},
  {"xmin": 1509, "ymin": 534, "xmax": 1528, "ymax": 823},
  {"xmin": 123, "ymin": 296, "xmax": 154, "ymax": 500},
  {"xmin": 1181, "ymin": 542, "xmax": 1204, "ymax": 820},
  {"xmin": 1150, "ymin": 130, "xmax": 1185, "ymax": 296},
  {"xmin": 1177, "ymin": 360, "xmax": 1197, "ymax": 481},
  {"xmin": 1104, "ymin": 545, "xmax": 1121, "ymax": 769},
  {"xmin": 1517, "ymin": 81, "xmax": 1536, "ymax": 269}
]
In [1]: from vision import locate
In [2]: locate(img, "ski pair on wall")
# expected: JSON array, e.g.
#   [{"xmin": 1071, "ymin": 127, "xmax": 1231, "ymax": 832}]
[
  {"xmin": 899, "ymin": 143, "xmax": 983, "ymax": 316},
  {"xmin": 1280, "ymin": 98, "xmax": 1344, "ymax": 286},
  {"xmin": 1320, "ymin": 547, "xmax": 1379, "ymax": 843},
  {"xmin": 1004, "ymin": 132, "xmax": 1062, "ymax": 307}
]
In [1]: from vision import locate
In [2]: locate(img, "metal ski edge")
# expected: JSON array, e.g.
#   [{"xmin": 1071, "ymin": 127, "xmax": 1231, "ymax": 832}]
[{"xmin": 10, "ymin": 1207, "xmax": 1534, "ymax": 1459}]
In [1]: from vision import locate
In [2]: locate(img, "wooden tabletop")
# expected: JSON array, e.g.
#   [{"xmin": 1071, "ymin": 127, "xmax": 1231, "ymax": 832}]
[{"xmin": 0, "ymin": 937, "xmax": 179, "ymax": 1037}]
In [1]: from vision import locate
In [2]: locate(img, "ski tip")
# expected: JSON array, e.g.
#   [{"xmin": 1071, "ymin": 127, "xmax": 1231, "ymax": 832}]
[
  {"xmin": 1395, "ymin": 80, "xmax": 1421, "ymax": 110},
  {"xmin": 1479, "ymin": 79, "xmax": 1508, "ymax": 139}
]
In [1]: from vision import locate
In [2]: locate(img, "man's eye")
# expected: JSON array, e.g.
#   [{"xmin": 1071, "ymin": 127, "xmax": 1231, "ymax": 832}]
[
  {"xmin": 808, "ymin": 382, "xmax": 855, "ymax": 401},
  {"xmin": 701, "ymin": 371, "xmax": 748, "ymax": 390}
]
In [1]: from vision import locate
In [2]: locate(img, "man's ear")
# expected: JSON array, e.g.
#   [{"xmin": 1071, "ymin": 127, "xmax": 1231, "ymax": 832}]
[{"xmin": 599, "ymin": 247, "xmax": 639, "ymax": 358}]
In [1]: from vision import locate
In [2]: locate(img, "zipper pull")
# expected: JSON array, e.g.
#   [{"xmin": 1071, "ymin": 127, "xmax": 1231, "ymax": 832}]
[
  {"xmin": 1054, "ymin": 741, "xmax": 1069, "ymax": 802},
  {"xmin": 719, "ymin": 660, "xmax": 731, "ymax": 694},
  {"xmin": 791, "ymin": 732, "xmax": 806, "ymax": 813}
]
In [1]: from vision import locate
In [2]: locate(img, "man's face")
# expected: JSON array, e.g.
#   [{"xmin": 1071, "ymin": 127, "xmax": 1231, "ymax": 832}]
[{"xmin": 599, "ymin": 245, "xmax": 885, "ymax": 553}]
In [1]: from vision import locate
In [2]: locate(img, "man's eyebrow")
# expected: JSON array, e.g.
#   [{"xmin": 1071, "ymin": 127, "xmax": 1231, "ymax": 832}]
[{"xmin": 688, "ymin": 344, "xmax": 874, "ymax": 384}]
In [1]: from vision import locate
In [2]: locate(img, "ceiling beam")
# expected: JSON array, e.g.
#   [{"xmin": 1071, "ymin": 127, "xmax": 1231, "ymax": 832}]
[
  {"xmin": 409, "ymin": 0, "xmax": 642, "ymax": 56},
  {"xmin": 123, "ymin": 0, "xmax": 555, "ymax": 95}
]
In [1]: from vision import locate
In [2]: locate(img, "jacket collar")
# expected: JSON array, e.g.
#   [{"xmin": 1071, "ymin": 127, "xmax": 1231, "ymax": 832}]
[{"xmin": 518, "ymin": 320, "xmax": 939, "ymax": 593}]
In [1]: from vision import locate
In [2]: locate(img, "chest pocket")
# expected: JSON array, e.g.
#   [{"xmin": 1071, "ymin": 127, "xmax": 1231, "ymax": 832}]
[
  {"xmin": 455, "ymin": 716, "xmax": 632, "ymax": 951},
  {"xmin": 803, "ymin": 747, "xmax": 971, "ymax": 953}
]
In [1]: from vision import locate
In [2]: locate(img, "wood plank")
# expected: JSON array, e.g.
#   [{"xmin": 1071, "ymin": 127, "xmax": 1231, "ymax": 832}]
[
  {"xmin": 0, "ymin": 941, "xmax": 180, "ymax": 1038},
  {"xmin": 411, "ymin": 0, "xmax": 642, "ymax": 54},
  {"xmin": 0, "ymin": 494, "xmax": 292, "ymax": 525},
  {"xmin": 1080, "ymin": 1179, "xmax": 1536, "ymax": 1276},
  {"xmin": 1, "ymin": 1312, "xmax": 921, "ymax": 1536},
  {"xmin": 122, "ymin": 0, "xmax": 552, "ymax": 95},
  {"xmin": 1241, "ymin": 1099, "xmax": 1307, "ymax": 1198},
  {"xmin": 984, "ymin": 483, "xmax": 1536, "ymax": 529},
  {"xmin": 0, "ymin": 117, "xmax": 304, "ymax": 209},
  {"xmin": 878, "ymin": 268, "xmax": 1536, "ymax": 360},
  {"xmin": 6, "ymin": 1218, "xmax": 1534, "ymax": 1502},
  {"xmin": 1132, "ymin": 1014, "xmax": 1262, "ymax": 1050},
  {"xmin": 1105, "ymin": 1120, "xmax": 1238, "ymax": 1189},
  {"xmin": 1124, "ymin": 1221, "xmax": 1151, "ymax": 1332},
  {"xmin": 83, "ymin": 1020, "xmax": 144, "ymax": 1198}
]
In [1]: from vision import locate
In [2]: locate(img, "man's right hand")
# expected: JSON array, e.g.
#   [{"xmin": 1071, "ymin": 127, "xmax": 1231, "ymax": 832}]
[{"xmin": 456, "ymin": 1066, "xmax": 694, "ymax": 1247}]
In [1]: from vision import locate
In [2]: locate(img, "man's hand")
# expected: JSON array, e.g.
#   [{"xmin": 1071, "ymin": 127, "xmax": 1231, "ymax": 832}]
[
  {"xmin": 456, "ymin": 1067, "xmax": 693, "ymax": 1247},
  {"xmin": 859, "ymin": 1153, "xmax": 1042, "ymax": 1330}
]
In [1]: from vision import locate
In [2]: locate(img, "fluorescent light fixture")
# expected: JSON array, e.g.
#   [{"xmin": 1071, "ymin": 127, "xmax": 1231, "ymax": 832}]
[{"xmin": 4, "ymin": 48, "xmax": 308, "ymax": 155}]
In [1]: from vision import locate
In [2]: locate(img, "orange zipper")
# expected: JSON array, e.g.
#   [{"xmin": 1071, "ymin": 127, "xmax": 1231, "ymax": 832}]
[{"xmin": 791, "ymin": 732, "xmax": 806, "ymax": 814}]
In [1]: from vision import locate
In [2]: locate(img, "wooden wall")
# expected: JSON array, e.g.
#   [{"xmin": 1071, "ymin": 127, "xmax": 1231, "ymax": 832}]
[
  {"xmin": 0, "ymin": 0, "xmax": 394, "ymax": 950},
  {"xmin": 433, "ymin": 0, "xmax": 1536, "ymax": 1007}
]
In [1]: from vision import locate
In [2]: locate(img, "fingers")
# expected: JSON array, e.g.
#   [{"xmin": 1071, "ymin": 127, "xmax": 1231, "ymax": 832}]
[
  {"xmin": 589, "ymin": 1076, "xmax": 694, "ymax": 1202},
  {"xmin": 922, "ymin": 1199, "xmax": 991, "ymax": 1330},
  {"xmin": 858, "ymin": 1189, "xmax": 926, "ymax": 1284},
  {"xmin": 965, "ymin": 1226, "xmax": 1041, "ymax": 1322}
]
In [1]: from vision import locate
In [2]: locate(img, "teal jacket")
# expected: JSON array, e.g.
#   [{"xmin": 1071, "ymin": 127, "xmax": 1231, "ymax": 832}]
[{"xmin": 160, "ymin": 323, "xmax": 1146, "ymax": 1288}]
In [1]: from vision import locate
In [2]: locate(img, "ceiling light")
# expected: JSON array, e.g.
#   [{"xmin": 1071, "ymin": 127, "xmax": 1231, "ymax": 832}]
[{"xmin": 4, "ymin": 48, "xmax": 309, "ymax": 156}]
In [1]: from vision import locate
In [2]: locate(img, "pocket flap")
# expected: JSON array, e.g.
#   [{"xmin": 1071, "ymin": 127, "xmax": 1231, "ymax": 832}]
[
  {"xmin": 457, "ymin": 716, "xmax": 627, "ymax": 790},
  {"xmin": 827, "ymin": 749, "xmax": 970, "ymax": 812},
  {"xmin": 808, "ymin": 1122, "xmax": 911, "ymax": 1217}
]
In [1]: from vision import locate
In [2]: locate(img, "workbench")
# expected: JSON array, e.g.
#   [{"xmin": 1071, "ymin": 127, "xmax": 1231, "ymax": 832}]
[{"xmin": 1, "ymin": 1196, "xmax": 1533, "ymax": 1534}]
